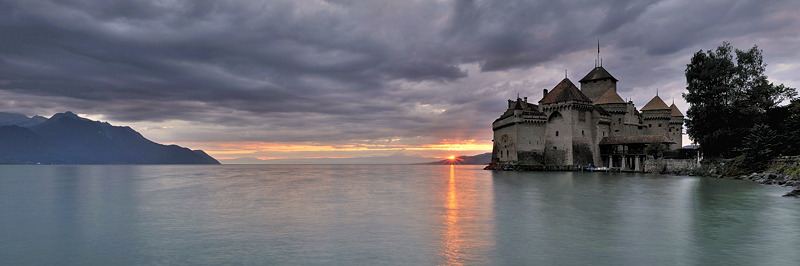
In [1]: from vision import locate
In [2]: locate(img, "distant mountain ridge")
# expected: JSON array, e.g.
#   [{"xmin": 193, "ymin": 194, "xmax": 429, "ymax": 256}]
[
  {"xmin": 418, "ymin": 152, "xmax": 492, "ymax": 165},
  {"xmin": 0, "ymin": 111, "xmax": 219, "ymax": 164},
  {"xmin": 0, "ymin": 112, "xmax": 47, "ymax": 127}
]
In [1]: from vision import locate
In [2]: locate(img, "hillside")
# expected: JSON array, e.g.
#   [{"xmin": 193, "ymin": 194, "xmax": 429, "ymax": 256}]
[
  {"xmin": 419, "ymin": 152, "xmax": 492, "ymax": 165},
  {"xmin": 0, "ymin": 112, "xmax": 219, "ymax": 164}
]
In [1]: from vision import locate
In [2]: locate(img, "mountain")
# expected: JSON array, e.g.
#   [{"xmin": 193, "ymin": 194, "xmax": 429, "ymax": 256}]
[
  {"xmin": 418, "ymin": 152, "xmax": 492, "ymax": 165},
  {"xmin": 0, "ymin": 111, "xmax": 219, "ymax": 164},
  {"xmin": 0, "ymin": 112, "xmax": 47, "ymax": 127}
]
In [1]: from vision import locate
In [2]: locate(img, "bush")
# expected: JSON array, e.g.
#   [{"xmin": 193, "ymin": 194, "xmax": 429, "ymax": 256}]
[
  {"xmin": 722, "ymin": 155, "xmax": 760, "ymax": 176},
  {"xmin": 767, "ymin": 160, "xmax": 800, "ymax": 179}
]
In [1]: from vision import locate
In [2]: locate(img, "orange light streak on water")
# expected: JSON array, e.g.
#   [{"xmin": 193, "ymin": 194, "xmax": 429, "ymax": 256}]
[{"xmin": 441, "ymin": 165, "xmax": 464, "ymax": 265}]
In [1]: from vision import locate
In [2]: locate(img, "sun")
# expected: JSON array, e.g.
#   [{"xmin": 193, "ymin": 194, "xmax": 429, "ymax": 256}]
[{"xmin": 445, "ymin": 155, "xmax": 461, "ymax": 165}]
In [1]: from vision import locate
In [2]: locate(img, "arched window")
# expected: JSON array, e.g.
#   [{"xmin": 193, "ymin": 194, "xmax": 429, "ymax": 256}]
[{"xmin": 548, "ymin": 111, "xmax": 563, "ymax": 122}]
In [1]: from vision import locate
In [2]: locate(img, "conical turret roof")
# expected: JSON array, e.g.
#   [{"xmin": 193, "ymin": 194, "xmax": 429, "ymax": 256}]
[
  {"xmin": 579, "ymin": 66, "xmax": 618, "ymax": 82},
  {"xmin": 641, "ymin": 95, "xmax": 670, "ymax": 111},
  {"xmin": 593, "ymin": 89, "xmax": 625, "ymax": 105},
  {"xmin": 670, "ymin": 103, "xmax": 684, "ymax": 117},
  {"xmin": 540, "ymin": 78, "xmax": 592, "ymax": 104}
]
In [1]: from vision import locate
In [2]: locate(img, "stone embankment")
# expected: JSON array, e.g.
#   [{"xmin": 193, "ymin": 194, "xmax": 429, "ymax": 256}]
[
  {"xmin": 643, "ymin": 158, "xmax": 699, "ymax": 175},
  {"xmin": 687, "ymin": 157, "xmax": 800, "ymax": 198},
  {"xmin": 484, "ymin": 162, "xmax": 545, "ymax": 171}
]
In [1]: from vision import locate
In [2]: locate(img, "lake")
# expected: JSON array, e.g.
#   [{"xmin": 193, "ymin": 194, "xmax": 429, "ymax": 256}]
[{"xmin": 1, "ymin": 165, "xmax": 799, "ymax": 265}]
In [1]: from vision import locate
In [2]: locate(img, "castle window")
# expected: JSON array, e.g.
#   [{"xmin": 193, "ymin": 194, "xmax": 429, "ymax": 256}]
[
  {"xmin": 649, "ymin": 124, "xmax": 652, "ymax": 127},
  {"xmin": 554, "ymin": 147, "xmax": 557, "ymax": 150},
  {"xmin": 603, "ymin": 132, "xmax": 605, "ymax": 136},
  {"xmin": 618, "ymin": 118, "xmax": 621, "ymax": 122},
  {"xmin": 556, "ymin": 131, "xmax": 559, "ymax": 136},
  {"xmin": 658, "ymin": 123, "xmax": 661, "ymax": 127},
  {"xmin": 506, "ymin": 150, "xmax": 509, "ymax": 157},
  {"xmin": 582, "ymin": 130, "xmax": 584, "ymax": 136}
]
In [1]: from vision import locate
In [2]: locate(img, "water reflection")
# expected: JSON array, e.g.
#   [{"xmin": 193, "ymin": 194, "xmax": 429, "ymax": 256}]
[
  {"xmin": 3, "ymin": 166, "xmax": 799, "ymax": 265},
  {"xmin": 441, "ymin": 165, "xmax": 463, "ymax": 265},
  {"xmin": 437, "ymin": 165, "xmax": 496, "ymax": 265}
]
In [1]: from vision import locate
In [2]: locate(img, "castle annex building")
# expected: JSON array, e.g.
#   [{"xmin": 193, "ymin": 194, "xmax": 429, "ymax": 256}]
[{"xmin": 491, "ymin": 65, "xmax": 684, "ymax": 170}]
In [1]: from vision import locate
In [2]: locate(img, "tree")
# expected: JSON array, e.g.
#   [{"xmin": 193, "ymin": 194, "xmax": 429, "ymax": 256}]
[
  {"xmin": 683, "ymin": 42, "xmax": 797, "ymax": 158},
  {"xmin": 741, "ymin": 124, "xmax": 778, "ymax": 163},
  {"xmin": 778, "ymin": 99, "xmax": 800, "ymax": 155},
  {"xmin": 644, "ymin": 142, "xmax": 665, "ymax": 158}
]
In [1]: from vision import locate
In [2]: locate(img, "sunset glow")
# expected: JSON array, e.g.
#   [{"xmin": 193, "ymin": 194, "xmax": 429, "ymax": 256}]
[
  {"xmin": 177, "ymin": 140, "xmax": 492, "ymax": 157},
  {"xmin": 166, "ymin": 139, "xmax": 490, "ymax": 163}
]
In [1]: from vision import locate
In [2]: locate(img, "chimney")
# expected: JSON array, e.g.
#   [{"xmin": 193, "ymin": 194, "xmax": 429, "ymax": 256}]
[{"xmin": 543, "ymin": 89, "xmax": 548, "ymax": 99}]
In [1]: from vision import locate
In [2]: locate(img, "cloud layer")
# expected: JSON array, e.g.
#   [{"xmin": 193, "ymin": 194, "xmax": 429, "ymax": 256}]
[{"xmin": 1, "ymin": 0, "xmax": 799, "ymax": 160}]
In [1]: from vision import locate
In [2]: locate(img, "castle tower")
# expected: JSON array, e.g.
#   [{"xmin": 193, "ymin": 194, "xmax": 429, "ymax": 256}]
[
  {"xmin": 640, "ymin": 94, "xmax": 672, "ymax": 145},
  {"xmin": 579, "ymin": 66, "xmax": 618, "ymax": 102},
  {"xmin": 593, "ymin": 88, "xmax": 627, "ymax": 137},
  {"xmin": 669, "ymin": 103, "xmax": 685, "ymax": 150},
  {"xmin": 539, "ymin": 78, "xmax": 595, "ymax": 166},
  {"xmin": 491, "ymin": 97, "xmax": 548, "ymax": 164}
]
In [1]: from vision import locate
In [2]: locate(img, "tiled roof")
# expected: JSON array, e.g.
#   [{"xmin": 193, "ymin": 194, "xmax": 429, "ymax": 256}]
[
  {"xmin": 641, "ymin": 95, "xmax": 670, "ymax": 111},
  {"xmin": 579, "ymin": 66, "xmax": 618, "ymax": 82},
  {"xmin": 540, "ymin": 78, "xmax": 592, "ymax": 104},
  {"xmin": 593, "ymin": 89, "xmax": 625, "ymax": 105},
  {"xmin": 599, "ymin": 135, "xmax": 675, "ymax": 145},
  {"xmin": 670, "ymin": 103, "xmax": 684, "ymax": 117}
]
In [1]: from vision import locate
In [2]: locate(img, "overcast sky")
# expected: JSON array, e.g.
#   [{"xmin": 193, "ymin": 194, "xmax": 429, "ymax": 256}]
[{"xmin": 1, "ymin": 0, "xmax": 799, "ymax": 163}]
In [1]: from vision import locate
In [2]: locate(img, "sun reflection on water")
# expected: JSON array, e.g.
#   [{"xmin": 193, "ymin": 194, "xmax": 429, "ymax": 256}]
[{"xmin": 441, "ymin": 164, "xmax": 464, "ymax": 265}]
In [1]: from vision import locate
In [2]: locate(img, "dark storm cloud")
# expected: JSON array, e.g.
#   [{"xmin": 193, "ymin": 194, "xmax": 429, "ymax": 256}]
[{"xmin": 1, "ymin": 0, "xmax": 799, "ymax": 144}]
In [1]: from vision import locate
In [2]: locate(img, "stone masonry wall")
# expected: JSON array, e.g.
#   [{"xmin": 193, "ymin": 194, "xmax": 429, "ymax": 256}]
[{"xmin": 643, "ymin": 158, "xmax": 699, "ymax": 174}]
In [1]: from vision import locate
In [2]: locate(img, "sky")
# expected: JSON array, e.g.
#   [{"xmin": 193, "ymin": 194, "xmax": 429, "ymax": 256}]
[{"xmin": 1, "ymin": 0, "xmax": 799, "ymax": 164}]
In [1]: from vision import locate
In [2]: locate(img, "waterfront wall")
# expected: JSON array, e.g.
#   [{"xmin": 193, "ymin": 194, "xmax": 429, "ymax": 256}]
[{"xmin": 643, "ymin": 158, "xmax": 699, "ymax": 174}]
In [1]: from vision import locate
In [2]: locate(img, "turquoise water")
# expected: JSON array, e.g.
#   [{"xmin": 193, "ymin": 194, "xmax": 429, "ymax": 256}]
[{"xmin": 1, "ymin": 165, "xmax": 798, "ymax": 265}]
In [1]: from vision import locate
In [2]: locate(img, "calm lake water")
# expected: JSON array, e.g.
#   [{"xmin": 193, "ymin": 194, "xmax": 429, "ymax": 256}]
[{"xmin": 1, "ymin": 165, "xmax": 799, "ymax": 265}]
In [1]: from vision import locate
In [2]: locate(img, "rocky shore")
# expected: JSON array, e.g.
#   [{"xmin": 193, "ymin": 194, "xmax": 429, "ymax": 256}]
[
  {"xmin": 486, "ymin": 158, "xmax": 800, "ymax": 198},
  {"xmin": 715, "ymin": 172, "xmax": 800, "ymax": 197},
  {"xmin": 648, "ymin": 159, "xmax": 800, "ymax": 198}
]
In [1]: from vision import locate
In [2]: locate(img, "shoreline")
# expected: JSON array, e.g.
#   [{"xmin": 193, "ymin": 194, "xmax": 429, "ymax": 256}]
[{"xmin": 485, "ymin": 161, "xmax": 800, "ymax": 197}]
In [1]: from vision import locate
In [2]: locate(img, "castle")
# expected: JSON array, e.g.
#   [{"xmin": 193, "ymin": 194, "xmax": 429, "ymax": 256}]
[{"xmin": 491, "ymin": 63, "xmax": 684, "ymax": 171}]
